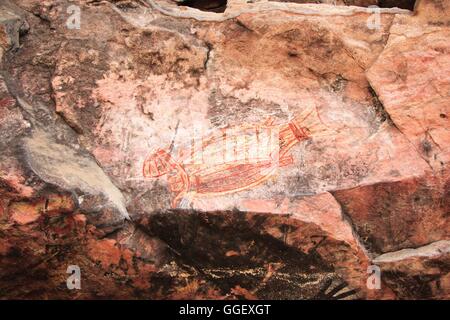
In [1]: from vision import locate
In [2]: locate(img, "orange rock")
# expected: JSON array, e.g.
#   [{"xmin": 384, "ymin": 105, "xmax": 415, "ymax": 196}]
[
  {"xmin": 334, "ymin": 175, "xmax": 450, "ymax": 254},
  {"xmin": 132, "ymin": 263, "xmax": 157, "ymax": 290},
  {"xmin": 87, "ymin": 239, "xmax": 122, "ymax": 269},
  {"xmin": 0, "ymin": 200, "xmax": 5, "ymax": 219},
  {"xmin": 45, "ymin": 194, "xmax": 75, "ymax": 215},
  {"xmin": 73, "ymin": 213, "xmax": 87, "ymax": 225},
  {"xmin": 225, "ymin": 250, "xmax": 240, "ymax": 257},
  {"xmin": 367, "ymin": 2, "xmax": 450, "ymax": 171},
  {"xmin": 9, "ymin": 201, "xmax": 42, "ymax": 225},
  {"xmin": 8, "ymin": 194, "xmax": 75, "ymax": 226}
]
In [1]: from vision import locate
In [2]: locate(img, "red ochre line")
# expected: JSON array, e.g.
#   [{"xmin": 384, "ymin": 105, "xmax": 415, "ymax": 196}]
[
  {"xmin": 288, "ymin": 122, "xmax": 308, "ymax": 141},
  {"xmin": 196, "ymin": 166, "xmax": 276, "ymax": 194},
  {"xmin": 191, "ymin": 165, "xmax": 272, "ymax": 189},
  {"xmin": 194, "ymin": 162, "xmax": 275, "ymax": 193},
  {"xmin": 190, "ymin": 158, "xmax": 273, "ymax": 178}
]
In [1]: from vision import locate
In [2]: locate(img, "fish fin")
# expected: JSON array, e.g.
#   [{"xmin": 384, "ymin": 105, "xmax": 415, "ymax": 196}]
[
  {"xmin": 278, "ymin": 154, "xmax": 294, "ymax": 167},
  {"xmin": 143, "ymin": 149, "xmax": 178, "ymax": 178}
]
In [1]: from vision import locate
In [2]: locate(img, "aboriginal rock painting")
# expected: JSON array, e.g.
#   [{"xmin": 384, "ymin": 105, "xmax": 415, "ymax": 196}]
[{"xmin": 143, "ymin": 109, "xmax": 324, "ymax": 208}]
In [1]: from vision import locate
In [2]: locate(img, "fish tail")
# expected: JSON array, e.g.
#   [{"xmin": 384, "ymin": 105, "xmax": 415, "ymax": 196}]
[{"xmin": 292, "ymin": 106, "xmax": 329, "ymax": 137}]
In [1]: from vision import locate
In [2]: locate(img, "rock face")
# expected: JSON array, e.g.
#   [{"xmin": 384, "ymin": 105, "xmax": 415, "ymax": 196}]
[{"xmin": 0, "ymin": 0, "xmax": 448, "ymax": 299}]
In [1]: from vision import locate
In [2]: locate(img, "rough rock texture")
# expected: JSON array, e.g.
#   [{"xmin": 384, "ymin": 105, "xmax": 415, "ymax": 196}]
[
  {"xmin": 373, "ymin": 240, "xmax": 450, "ymax": 299},
  {"xmin": 0, "ymin": 0, "xmax": 448, "ymax": 299}
]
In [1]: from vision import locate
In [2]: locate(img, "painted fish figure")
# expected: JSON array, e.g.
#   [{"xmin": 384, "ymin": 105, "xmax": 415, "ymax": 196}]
[{"xmin": 143, "ymin": 108, "xmax": 326, "ymax": 208}]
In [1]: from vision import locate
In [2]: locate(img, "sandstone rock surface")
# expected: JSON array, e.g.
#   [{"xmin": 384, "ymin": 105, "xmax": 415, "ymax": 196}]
[{"xmin": 0, "ymin": 0, "xmax": 448, "ymax": 299}]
